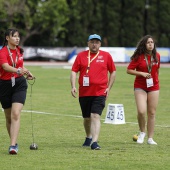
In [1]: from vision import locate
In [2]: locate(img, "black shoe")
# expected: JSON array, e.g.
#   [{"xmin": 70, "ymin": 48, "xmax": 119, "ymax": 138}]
[
  {"xmin": 82, "ymin": 137, "xmax": 92, "ymax": 147},
  {"xmin": 91, "ymin": 142, "xmax": 101, "ymax": 150}
]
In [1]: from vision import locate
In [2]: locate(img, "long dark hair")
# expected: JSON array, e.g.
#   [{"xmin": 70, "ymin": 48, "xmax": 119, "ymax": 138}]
[
  {"xmin": 131, "ymin": 35, "xmax": 158, "ymax": 62},
  {"xmin": 3, "ymin": 28, "xmax": 24, "ymax": 54}
]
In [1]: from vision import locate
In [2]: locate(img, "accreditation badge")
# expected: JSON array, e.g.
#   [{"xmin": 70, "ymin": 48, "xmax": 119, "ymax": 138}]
[
  {"xmin": 11, "ymin": 76, "xmax": 15, "ymax": 87},
  {"xmin": 83, "ymin": 76, "xmax": 89, "ymax": 86},
  {"xmin": 146, "ymin": 78, "xmax": 153, "ymax": 88}
]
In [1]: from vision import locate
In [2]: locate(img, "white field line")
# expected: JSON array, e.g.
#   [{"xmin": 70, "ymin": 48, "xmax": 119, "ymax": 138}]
[{"xmin": 22, "ymin": 110, "xmax": 170, "ymax": 128}]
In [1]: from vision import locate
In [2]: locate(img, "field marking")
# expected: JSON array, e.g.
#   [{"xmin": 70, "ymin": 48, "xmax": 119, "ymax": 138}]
[
  {"xmin": 22, "ymin": 110, "xmax": 82, "ymax": 118},
  {"xmin": 22, "ymin": 110, "xmax": 170, "ymax": 128}
]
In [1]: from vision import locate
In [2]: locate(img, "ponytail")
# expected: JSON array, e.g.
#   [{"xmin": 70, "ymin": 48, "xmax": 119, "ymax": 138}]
[
  {"xmin": 18, "ymin": 46, "xmax": 24, "ymax": 54},
  {"xmin": 3, "ymin": 28, "xmax": 24, "ymax": 54}
]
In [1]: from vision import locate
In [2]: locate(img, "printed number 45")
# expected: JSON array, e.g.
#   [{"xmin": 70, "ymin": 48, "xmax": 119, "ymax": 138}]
[
  {"xmin": 107, "ymin": 111, "xmax": 114, "ymax": 120},
  {"xmin": 117, "ymin": 111, "xmax": 124, "ymax": 120}
]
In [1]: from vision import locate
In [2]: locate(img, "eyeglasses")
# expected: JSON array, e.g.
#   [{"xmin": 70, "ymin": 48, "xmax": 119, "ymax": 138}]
[{"xmin": 89, "ymin": 41, "xmax": 100, "ymax": 45}]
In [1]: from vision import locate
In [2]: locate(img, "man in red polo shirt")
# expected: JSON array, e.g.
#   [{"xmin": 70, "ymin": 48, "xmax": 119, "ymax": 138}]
[{"xmin": 70, "ymin": 34, "xmax": 116, "ymax": 150}]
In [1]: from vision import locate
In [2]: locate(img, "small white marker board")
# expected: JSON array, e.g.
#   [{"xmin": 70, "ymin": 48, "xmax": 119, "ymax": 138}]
[{"xmin": 104, "ymin": 104, "xmax": 125, "ymax": 124}]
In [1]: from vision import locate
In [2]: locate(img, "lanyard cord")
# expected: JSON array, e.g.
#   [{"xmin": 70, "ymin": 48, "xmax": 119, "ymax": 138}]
[
  {"xmin": 27, "ymin": 78, "xmax": 36, "ymax": 87},
  {"xmin": 86, "ymin": 50, "xmax": 99, "ymax": 75},
  {"xmin": 7, "ymin": 45, "xmax": 18, "ymax": 68},
  {"xmin": 145, "ymin": 55, "xmax": 153, "ymax": 73}
]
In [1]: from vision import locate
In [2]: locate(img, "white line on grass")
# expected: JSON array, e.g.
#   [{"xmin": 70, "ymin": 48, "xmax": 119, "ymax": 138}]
[
  {"xmin": 22, "ymin": 110, "xmax": 82, "ymax": 118},
  {"xmin": 22, "ymin": 109, "xmax": 170, "ymax": 128}
]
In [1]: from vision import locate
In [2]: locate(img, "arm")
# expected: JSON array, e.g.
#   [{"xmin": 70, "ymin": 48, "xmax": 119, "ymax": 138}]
[
  {"xmin": 70, "ymin": 71, "xmax": 77, "ymax": 98},
  {"xmin": 2, "ymin": 63, "xmax": 18, "ymax": 73},
  {"xmin": 127, "ymin": 69, "xmax": 151, "ymax": 78},
  {"xmin": 23, "ymin": 66, "xmax": 35, "ymax": 80},
  {"xmin": 104, "ymin": 71, "xmax": 116, "ymax": 99},
  {"xmin": 2, "ymin": 63, "xmax": 34, "ymax": 79}
]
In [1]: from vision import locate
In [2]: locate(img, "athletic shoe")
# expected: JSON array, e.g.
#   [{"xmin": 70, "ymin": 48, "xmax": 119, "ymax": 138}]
[
  {"xmin": 91, "ymin": 142, "xmax": 101, "ymax": 150},
  {"xmin": 147, "ymin": 138, "xmax": 157, "ymax": 145},
  {"xmin": 9, "ymin": 144, "xmax": 18, "ymax": 154},
  {"xmin": 137, "ymin": 132, "xmax": 146, "ymax": 144},
  {"xmin": 82, "ymin": 137, "xmax": 92, "ymax": 147}
]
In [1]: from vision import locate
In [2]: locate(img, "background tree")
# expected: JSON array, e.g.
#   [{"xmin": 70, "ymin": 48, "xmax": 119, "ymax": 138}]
[
  {"xmin": 120, "ymin": 0, "xmax": 145, "ymax": 47},
  {"xmin": 101, "ymin": 0, "xmax": 121, "ymax": 47},
  {"xmin": 57, "ymin": 0, "xmax": 103, "ymax": 47},
  {"xmin": 0, "ymin": 0, "xmax": 69, "ymax": 46},
  {"xmin": 0, "ymin": 0, "xmax": 170, "ymax": 47},
  {"xmin": 156, "ymin": 0, "xmax": 170, "ymax": 46}
]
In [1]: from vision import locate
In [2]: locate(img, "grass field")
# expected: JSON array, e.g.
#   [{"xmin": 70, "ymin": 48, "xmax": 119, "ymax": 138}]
[{"xmin": 0, "ymin": 65, "xmax": 170, "ymax": 170}]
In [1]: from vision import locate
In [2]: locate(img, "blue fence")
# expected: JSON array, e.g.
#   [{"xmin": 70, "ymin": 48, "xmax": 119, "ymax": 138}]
[
  {"xmin": 1, "ymin": 46, "xmax": 170, "ymax": 62},
  {"xmin": 125, "ymin": 47, "xmax": 170, "ymax": 63}
]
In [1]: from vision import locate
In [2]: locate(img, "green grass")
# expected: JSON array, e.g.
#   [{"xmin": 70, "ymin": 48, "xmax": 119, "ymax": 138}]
[{"xmin": 0, "ymin": 65, "xmax": 170, "ymax": 170}]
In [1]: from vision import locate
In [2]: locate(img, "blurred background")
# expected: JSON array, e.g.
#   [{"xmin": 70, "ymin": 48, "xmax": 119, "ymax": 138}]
[{"xmin": 0, "ymin": 0, "xmax": 170, "ymax": 62}]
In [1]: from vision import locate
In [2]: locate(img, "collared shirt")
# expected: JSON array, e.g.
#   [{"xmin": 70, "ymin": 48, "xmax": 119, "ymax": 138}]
[
  {"xmin": 0, "ymin": 46, "xmax": 23, "ymax": 80},
  {"xmin": 72, "ymin": 50, "xmax": 116, "ymax": 97},
  {"xmin": 127, "ymin": 53, "xmax": 160, "ymax": 91}
]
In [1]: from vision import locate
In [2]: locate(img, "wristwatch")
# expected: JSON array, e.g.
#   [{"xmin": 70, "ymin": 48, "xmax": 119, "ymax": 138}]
[{"xmin": 16, "ymin": 67, "xmax": 22, "ymax": 75}]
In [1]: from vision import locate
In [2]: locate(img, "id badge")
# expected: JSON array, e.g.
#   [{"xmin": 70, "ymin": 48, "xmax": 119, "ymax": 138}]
[
  {"xmin": 146, "ymin": 78, "xmax": 153, "ymax": 88},
  {"xmin": 11, "ymin": 76, "xmax": 15, "ymax": 87},
  {"xmin": 83, "ymin": 76, "xmax": 89, "ymax": 86}
]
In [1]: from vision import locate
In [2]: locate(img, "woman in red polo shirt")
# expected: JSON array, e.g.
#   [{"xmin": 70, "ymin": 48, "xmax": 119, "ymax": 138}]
[
  {"xmin": 127, "ymin": 35, "xmax": 160, "ymax": 145},
  {"xmin": 0, "ymin": 28, "xmax": 34, "ymax": 154}
]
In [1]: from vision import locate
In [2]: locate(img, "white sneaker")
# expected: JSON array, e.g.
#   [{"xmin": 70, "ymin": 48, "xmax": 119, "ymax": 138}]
[
  {"xmin": 137, "ymin": 132, "xmax": 146, "ymax": 144},
  {"xmin": 147, "ymin": 138, "xmax": 157, "ymax": 145}
]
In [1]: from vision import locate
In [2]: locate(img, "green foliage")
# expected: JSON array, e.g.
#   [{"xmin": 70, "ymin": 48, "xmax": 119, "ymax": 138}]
[
  {"xmin": 120, "ymin": 0, "xmax": 144, "ymax": 46},
  {"xmin": 0, "ymin": 0, "xmax": 170, "ymax": 47},
  {"xmin": 100, "ymin": 0, "xmax": 121, "ymax": 47},
  {"xmin": 157, "ymin": 0, "xmax": 170, "ymax": 46},
  {"xmin": 58, "ymin": 0, "xmax": 103, "ymax": 47},
  {"xmin": 0, "ymin": 65, "xmax": 170, "ymax": 170},
  {"xmin": 0, "ymin": 0, "xmax": 69, "ymax": 46}
]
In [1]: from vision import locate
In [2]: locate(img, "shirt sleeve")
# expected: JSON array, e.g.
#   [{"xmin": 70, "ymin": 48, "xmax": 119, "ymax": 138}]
[
  {"xmin": 0, "ymin": 49, "xmax": 8, "ymax": 66},
  {"xmin": 127, "ymin": 59, "xmax": 139, "ymax": 70},
  {"xmin": 107, "ymin": 53, "xmax": 116, "ymax": 72},
  {"xmin": 71, "ymin": 54, "xmax": 80, "ymax": 72}
]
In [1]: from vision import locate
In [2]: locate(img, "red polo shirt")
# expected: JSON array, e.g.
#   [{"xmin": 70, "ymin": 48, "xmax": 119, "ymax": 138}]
[
  {"xmin": 72, "ymin": 50, "xmax": 116, "ymax": 97},
  {"xmin": 0, "ymin": 46, "xmax": 23, "ymax": 80},
  {"xmin": 127, "ymin": 53, "xmax": 160, "ymax": 91}
]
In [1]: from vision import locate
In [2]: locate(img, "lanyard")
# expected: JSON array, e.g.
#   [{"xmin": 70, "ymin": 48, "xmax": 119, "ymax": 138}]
[
  {"xmin": 145, "ymin": 55, "xmax": 153, "ymax": 73},
  {"xmin": 86, "ymin": 50, "xmax": 99, "ymax": 75},
  {"xmin": 7, "ymin": 45, "xmax": 18, "ymax": 68}
]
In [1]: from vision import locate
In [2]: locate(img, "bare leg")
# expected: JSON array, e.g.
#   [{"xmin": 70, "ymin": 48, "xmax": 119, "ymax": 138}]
[
  {"xmin": 90, "ymin": 113, "xmax": 100, "ymax": 143},
  {"xmin": 4, "ymin": 108, "xmax": 12, "ymax": 137},
  {"xmin": 134, "ymin": 90, "xmax": 147, "ymax": 132},
  {"xmin": 83, "ymin": 118, "xmax": 92, "ymax": 138},
  {"xmin": 147, "ymin": 90, "xmax": 159, "ymax": 138},
  {"xmin": 4, "ymin": 103, "xmax": 23, "ymax": 146}
]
